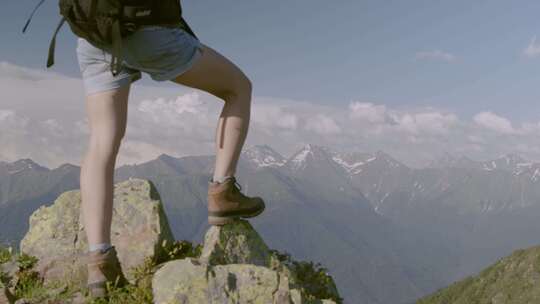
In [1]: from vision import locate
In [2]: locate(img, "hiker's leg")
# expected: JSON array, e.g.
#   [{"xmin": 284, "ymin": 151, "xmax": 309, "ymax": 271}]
[
  {"xmin": 171, "ymin": 43, "xmax": 252, "ymax": 180},
  {"xmin": 80, "ymin": 85, "xmax": 130, "ymax": 247}
]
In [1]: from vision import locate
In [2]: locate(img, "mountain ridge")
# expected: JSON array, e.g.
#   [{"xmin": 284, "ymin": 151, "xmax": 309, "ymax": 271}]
[
  {"xmin": 5, "ymin": 144, "xmax": 540, "ymax": 303},
  {"xmin": 418, "ymin": 244, "xmax": 540, "ymax": 304},
  {"xmin": 5, "ymin": 145, "xmax": 540, "ymax": 174}
]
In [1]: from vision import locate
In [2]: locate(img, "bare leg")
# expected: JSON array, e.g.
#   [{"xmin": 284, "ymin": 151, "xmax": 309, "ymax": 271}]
[
  {"xmin": 80, "ymin": 85, "xmax": 130, "ymax": 247},
  {"xmin": 171, "ymin": 43, "xmax": 253, "ymax": 180}
]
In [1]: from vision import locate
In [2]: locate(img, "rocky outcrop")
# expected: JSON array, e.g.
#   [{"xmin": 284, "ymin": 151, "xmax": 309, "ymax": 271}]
[
  {"xmin": 10, "ymin": 177, "xmax": 341, "ymax": 303},
  {"xmin": 153, "ymin": 258, "xmax": 292, "ymax": 303},
  {"xmin": 153, "ymin": 219, "xmax": 340, "ymax": 304},
  {"xmin": 199, "ymin": 220, "xmax": 272, "ymax": 266},
  {"xmin": 1, "ymin": 282, "xmax": 15, "ymax": 304},
  {"xmin": 0, "ymin": 258, "xmax": 17, "ymax": 304},
  {"xmin": 18, "ymin": 178, "xmax": 174, "ymax": 288}
]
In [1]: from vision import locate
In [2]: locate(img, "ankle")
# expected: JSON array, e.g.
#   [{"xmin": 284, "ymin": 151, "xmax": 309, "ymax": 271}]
[
  {"xmin": 211, "ymin": 175, "xmax": 234, "ymax": 184},
  {"xmin": 88, "ymin": 242, "xmax": 112, "ymax": 253}
]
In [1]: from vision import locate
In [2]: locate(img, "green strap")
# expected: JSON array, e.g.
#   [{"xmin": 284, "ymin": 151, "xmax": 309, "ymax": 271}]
[
  {"xmin": 46, "ymin": 17, "xmax": 66, "ymax": 68},
  {"xmin": 87, "ymin": 0, "xmax": 102, "ymax": 42},
  {"xmin": 110, "ymin": 19, "xmax": 123, "ymax": 76},
  {"xmin": 89, "ymin": 0, "xmax": 97, "ymax": 19}
]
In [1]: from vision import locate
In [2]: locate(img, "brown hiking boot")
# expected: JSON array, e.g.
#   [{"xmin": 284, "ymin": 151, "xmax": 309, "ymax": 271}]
[
  {"xmin": 84, "ymin": 246, "xmax": 128, "ymax": 299},
  {"xmin": 207, "ymin": 176, "xmax": 265, "ymax": 225}
]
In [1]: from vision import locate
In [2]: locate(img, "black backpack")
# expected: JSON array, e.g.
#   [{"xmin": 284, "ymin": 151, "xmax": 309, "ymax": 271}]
[{"xmin": 23, "ymin": 0, "xmax": 198, "ymax": 76}]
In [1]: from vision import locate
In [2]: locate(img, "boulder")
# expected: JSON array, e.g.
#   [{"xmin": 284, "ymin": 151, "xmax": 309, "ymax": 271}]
[
  {"xmin": 153, "ymin": 257, "xmax": 297, "ymax": 304},
  {"xmin": 19, "ymin": 178, "xmax": 174, "ymax": 287},
  {"xmin": 0, "ymin": 260, "xmax": 18, "ymax": 287},
  {"xmin": 153, "ymin": 219, "xmax": 339, "ymax": 304},
  {"xmin": 14, "ymin": 180, "xmax": 341, "ymax": 303},
  {"xmin": 1, "ymin": 282, "xmax": 14, "ymax": 304},
  {"xmin": 200, "ymin": 219, "xmax": 272, "ymax": 266}
]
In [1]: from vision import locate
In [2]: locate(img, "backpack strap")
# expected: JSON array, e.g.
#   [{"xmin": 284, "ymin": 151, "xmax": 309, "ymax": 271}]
[
  {"xmin": 110, "ymin": 19, "xmax": 124, "ymax": 76},
  {"xmin": 22, "ymin": 0, "xmax": 47, "ymax": 33},
  {"xmin": 46, "ymin": 17, "xmax": 66, "ymax": 68},
  {"xmin": 179, "ymin": 16, "xmax": 198, "ymax": 40}
]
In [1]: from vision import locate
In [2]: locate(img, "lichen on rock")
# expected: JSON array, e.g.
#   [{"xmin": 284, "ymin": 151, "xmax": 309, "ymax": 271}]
[
  {"xmin": 10, "ymin": 178, "xmax": 341, "ymax": 304},
  {"xmin": 18, "ymin": 178, "xmax": 174, "ymax": 288},
  {"xmin": 153, "ymin": 219, "xmax": 340, "ymax": 304},
  {"xmin": 200, "ymin": 219, "xmax": 272, "ymax": 266}
]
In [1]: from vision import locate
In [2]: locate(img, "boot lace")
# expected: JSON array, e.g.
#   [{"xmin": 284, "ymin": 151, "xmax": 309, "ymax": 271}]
[{"xmin": 230, "ymin": 177, "xmax": 242, "ymax": 194}]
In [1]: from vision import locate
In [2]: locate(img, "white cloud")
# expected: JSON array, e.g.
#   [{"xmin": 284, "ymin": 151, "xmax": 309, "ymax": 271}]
[
  {"xmin": 41, "ymin": 119, "xmax": 64, "ymax": 135},
  {"xmin": 349, "ymin": 102, "xmax": 388, "ymax": 123},
  {"xmin": 0, "ymin": 109, "xmax": 16, "ymax": 121},
  {"xmin": 415, "ymin": 50, "xmax": 456, "ymax": 62},
  {"xmin": 0, "ymin": 61, "xmax": 67, "ymax": 81},
  {"xmin": 6, "ymin": 62, "xmax": 540, "ymax": 168},
  {"xmin": 523, "ymin": 36, "xmax": 540, "ymax": 58},
  {"xmin": 252, "ymin": 105, "xmax": 298, "ymax": 131},
  {"xmin": 520, "ymin": 121, "xmax": 540, "ymax": 134},
  {"xmin": 473, "ymin": 111, "xmax": 516, "ymax": 134},
  {"xmin": 135, "ymin": 92, "xmax": 212, "ymax": 135},
  {"xmin": 138, "ymin": 92, "xmax": 204, "ymax": 117},
  {"xmin": 304, "ymin": 114, "xmax": 341, "ymax": 135},
  {"xmin": 393, "ymin": 111, "xmax": 458, "ymax": 135}
]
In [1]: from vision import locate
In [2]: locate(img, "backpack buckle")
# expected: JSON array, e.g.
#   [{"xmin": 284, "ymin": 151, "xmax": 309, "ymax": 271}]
[
  {"xmin": 123, "ymin": 6, "xmax": 152, "ymax": 20},
  {"xmin": 123, "ymin": 22, "xmax": 137, "ymax": 32}
]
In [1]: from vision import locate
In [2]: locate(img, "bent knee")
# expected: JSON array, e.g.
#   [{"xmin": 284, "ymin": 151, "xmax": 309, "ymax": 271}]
[{"xmin": 216, "ymin": 74, "xmax": 252, "ymax": 102}]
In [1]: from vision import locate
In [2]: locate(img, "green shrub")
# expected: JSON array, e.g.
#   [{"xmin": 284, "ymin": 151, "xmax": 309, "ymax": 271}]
[
  {"xmin": 87, "ymin": 281, "xmax": 153, "ymax": 304},
  {"xmin": 0, "ymin": 245, "xmax": 12, "ymax": 264},
  {"xmin": 4, "ymin": 240, "xmax": 341, "ymax": 304},
  {"xmin": 88, "ymin": 239, "xmax": 203, "ymax": 304},
  {"xmin": 269, "ymin": 249, "xmax": 344, "ymax": 304},
  {"xmin": 17, "ymin": 253, "xmax": 38, "ymax": 271},
  {"xmin": 13, "ymin": 269, "xmax": 43, "ymax": 300},
  {"xmin": 156, "ymin": 239, "xmax": 202, "ymax": 264}
]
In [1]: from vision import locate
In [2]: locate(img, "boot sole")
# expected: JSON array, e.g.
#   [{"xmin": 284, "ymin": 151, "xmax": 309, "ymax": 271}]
[{"xmin": 208, "ymin": 202, "xmax": 265, "ymax": 226}]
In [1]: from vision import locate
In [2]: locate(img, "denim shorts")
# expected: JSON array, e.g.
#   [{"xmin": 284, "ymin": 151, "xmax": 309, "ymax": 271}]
[{"xmin": 76, "ymin": 25, "xmax": 204, "ymax": 95}]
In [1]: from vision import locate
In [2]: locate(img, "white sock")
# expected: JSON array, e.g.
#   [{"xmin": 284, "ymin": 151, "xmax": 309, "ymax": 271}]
[
  {"xmin": 212, "ymin": 175, "xmax": 234, "ymax": 184},
  {"xmin": 89, "ymin": 242, "xmax": 112, "ymax": 253}
]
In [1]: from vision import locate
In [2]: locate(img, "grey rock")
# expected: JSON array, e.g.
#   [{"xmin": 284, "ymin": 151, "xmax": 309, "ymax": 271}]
[
  {"xmin": 1, "ymin": 283, "xmax": 14, "ymax": 304},
  {"xmin": 200, "ymin": 219, "xmax": 271, "ymax": 267},
  {"xmin": 153, "ymin": 219, "xmax": 340, "ymax": 304},
  {"xmin": 153, "ymin": 258, "xmax": 283, "ymax": 304},
  {"xmin": 19, "ymin": 178, "xmax": 174, "ymax": 288},
  {"xmin": 0, "ymin": 261, "xmax": 18, "ymax": 286}
]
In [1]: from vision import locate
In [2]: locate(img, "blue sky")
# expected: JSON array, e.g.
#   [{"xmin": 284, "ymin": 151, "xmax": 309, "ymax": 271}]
[
  {"xmin": 4, "ymin": 0, "xmax": 540, "ymax": 168},
  {"xmin": 4, "ymin": 0, "xmax": 540, "ymax": 120}
]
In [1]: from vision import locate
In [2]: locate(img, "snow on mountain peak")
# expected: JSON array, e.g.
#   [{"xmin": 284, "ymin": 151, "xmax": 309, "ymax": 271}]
[
  {"xmin": 499, "ymin": 153, "xmax": 527, "ymax": 166},
  {"xmin": 242, "ymin": 144, "xmax": 286, "ymax": 168},
  {"xmin": 329, "ymin": 150, "xmax": 403, "ymax": 176},
  {"xmin": 331, "ymin": 150, "xmax": 370, "ymax": 174},
  {"xmin": 482, "ymin": 153, "xmax": 533, "ymax": 173},
  {"xmin": 374, "ymin": 150, "xmax": 403, "ymax": 168},
  {"xmin": 286, "ymin": 143, "xmax": 333, "ymax": 171},
  {"xmin": 288, "ymin": 145, "xmax": 314, "ymax": 171}
]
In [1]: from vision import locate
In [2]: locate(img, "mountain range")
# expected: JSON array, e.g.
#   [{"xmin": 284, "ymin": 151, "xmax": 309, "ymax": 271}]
[{"xmin": 3, "ymin": 144, "xmax": 540, "ymax": 303}]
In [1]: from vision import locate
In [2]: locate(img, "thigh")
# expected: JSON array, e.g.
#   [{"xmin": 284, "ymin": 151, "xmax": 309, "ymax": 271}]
[
  {"xmin": 170, "ymin": 42, "xmax": 251, "ymax": 100},
  {"xmin": 85, "ymin": 85, "xmax": 130, "ymax": 150},
  {"xmin": 76, "ymin": 37, "xmax": 141, "ymax": 96}
]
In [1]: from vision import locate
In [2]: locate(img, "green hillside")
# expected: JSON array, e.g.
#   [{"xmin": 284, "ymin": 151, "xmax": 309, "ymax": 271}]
[{"xmin": 418, "ymin": 245, "xmax": 540, "ymax": 304}]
